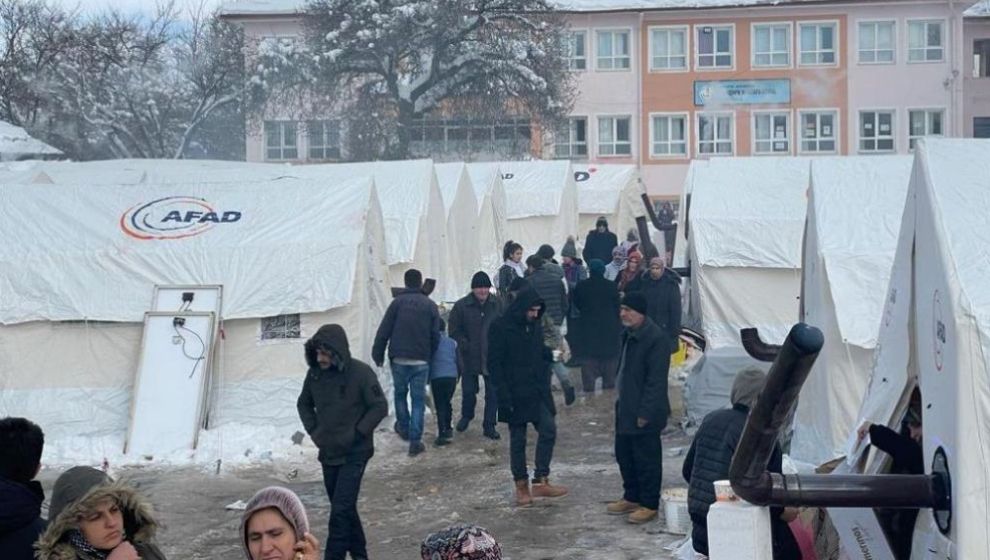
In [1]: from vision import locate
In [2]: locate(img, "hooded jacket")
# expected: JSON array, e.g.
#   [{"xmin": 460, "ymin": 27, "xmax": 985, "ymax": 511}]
[
  {"xmin": 372, "ymin": 288, "xmax": 441, "ymax": 365},
  {"xmin": 582, "ymin": 223, "xmax": 618, "ymax": 264},
  {"xmin": 298, "ymin": 325, "xmax": 389, "ymax": 465},
  {"xmin": 35, "ymin": 467, "xmax": 166, "ymax": 560},
  {"xmin": 640, "ymin": 268, "xmax": 682, "ymax": 351},
  {"xmin": 615, "ymin": 318, "xmax": 671, "ymax": 434},
  {"xmin": 448, "ymin": 292, "xmax": 502, "ymax": 375},
  {"xmin": 0, "ymin": 477, "xmax": 46, "ymax": 560},
  {"xmin": 487, "ymin": 289, "xmax": 555, "ymax": 425}
]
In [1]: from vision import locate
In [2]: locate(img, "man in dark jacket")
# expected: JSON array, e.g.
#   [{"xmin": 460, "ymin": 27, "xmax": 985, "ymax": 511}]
[
  {"xmin": 449, "ymin": 271, "xmax": 503, "ymax": 440},
  {"xmin": 299, "ymin": 324, "xmax": 388, "ymax": 560},
  {"xmin": 606, "ymin": 293, "xmax": 670, "ymax": 525},
  {"xmin": 536, "ymin": 244, "xmax": 566, "ymax": 281},
  {"xmin": 525, "ymin": 255, "xmax": 568, "ymax": 327},
  {"xmin": 488, "ymin": 288, "xmax": 569, "ymax": 507},
  {"xmin": 640, "ymin": 257, "xmax": 682, "ymax": 352},
  {"xmin": 682, "ymin": 367, "xmax": 800, "ymax": 560},
  {"xmin": 583, "ymin": 216, "xmax": 619, "ymax": 264},
  {"xmin": 571, "ymin": 260, "xmax": 622, "ymax": 393},
  {"xmin": 0, "ymin": 417, "xmax": 46, "ymax": 560},
  {"xmin": 372, "ymin": 269, "xmax": 440, "ymax": 456}
]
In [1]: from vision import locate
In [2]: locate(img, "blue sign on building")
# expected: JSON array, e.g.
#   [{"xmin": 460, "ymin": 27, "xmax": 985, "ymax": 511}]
[{"xmin": 693, "ymin": 79, "xmax": 791, "ymax": 106}]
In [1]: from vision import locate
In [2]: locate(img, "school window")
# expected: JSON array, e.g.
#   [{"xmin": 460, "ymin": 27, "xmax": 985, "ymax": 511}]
[
  {"xmin": 596, "ymin": 30, "xmax": 631, "ymax": 70},
  {"xmin": 554, "ymin": 117, "xmax": 588, "ymax": 159},
  {"xmin": 753, "ymin": 23, "xmax": 791, "ymax": 67},
  {"xmin": 753, "ymin": 112, "xmax": 791, "ymax": 154},
  {"xmin": 307, "ymin": 120, "xmax": 341, "ymax": 160},
  {"xmin": 908, "ymin": 110, "xmax": 944, "ymax": 150},
  {"xmin": 697, "ymin": 113, "xmax": 733, "ymax": 155},
  {"xmin": 651, "ymin": 114, "xmax": 688, "ymax": 156},
  {"xmin": 799, "ymin": 110, "xmax": 838, "ymax": 153},
  {"xmin": 975, "ymin": 39, "xmax": 990, "ymax": 78},
  {"xmin": 908, "ymin": 21, "xmax": 944, "ymax": 62},
  {"xmin": 860, "ymin": 110, "xmax": 895, "ymax": 153},
  {"xmin": 264, "ymin": 121, "xmax": 298, "ymax": 161},
  {"xmin": 261, "ymin": 314, "xmax": 301, "ymax": 340},
  {"xmin": 859, "ymin": 21, "xmax": 895, "ymax": 64},
  {"xmin": 799, "ymin": 22, "xmax": 837, "ymax": 65},
  {"xmin": 568, "ymin": 31, "xmax": 587, "ymax": 71},
  {"xmin": 598, "ymin": 116, "xmax": 632, "ymax": 156},
  {"xmin": 650, "ymin": 26, "xmax": 688, "ymax": 71},
  {"xmin": 697, "ymin": 25, "xmax": 733, "ymax": 69}
]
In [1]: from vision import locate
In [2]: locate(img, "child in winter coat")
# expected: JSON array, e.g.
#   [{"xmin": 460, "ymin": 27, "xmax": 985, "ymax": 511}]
[{"xmin": 430, "ymin": 319, "xmax": 460, "ymax": 446}]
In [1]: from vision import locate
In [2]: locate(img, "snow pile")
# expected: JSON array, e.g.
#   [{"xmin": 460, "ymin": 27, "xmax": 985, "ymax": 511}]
[
  {"xmin": 0, "ymin": 121, "xmax": 61, "ymax": 159},
  {"xmin": 966, "ymin": 0, "xmax": 990, "ymax": 16}
]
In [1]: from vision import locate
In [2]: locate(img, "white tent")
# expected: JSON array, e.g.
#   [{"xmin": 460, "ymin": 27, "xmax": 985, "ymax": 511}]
[
  {"xmin": 672, "ymin": 160, "xmax": 706, "ymax": 269},
  {"xmin": 790, "ymin": 156, "xmax": 913, "ymax": 466},
  {"xmin": 6, "ymin": 158, "xmax": 450, "ymax": 297},
  {"xmin": 845, "ymin": 139, "xmax": 990, "ymax": 558},
  {"xmin": 683, "ymin": 157, "xmax": 808, "ymax": 422},
  {"xmin": 0, "ymin": 121, "xmax": 62, "ymax": 161},
  {"xmin": 435, "ymin": 162, "xmax": 481, "ymax": 301},
  {"xmin": 0, "ymin": 178, "xmax": 390, "ymax": 465},
  {"xmin": 466, "ymin": 162, "xmax": 509, "ymax": 276},
  {"xmin": 497, "ymin": 160, "xmax": 579, "ymax": 254},
  {"xmin": 572, "ymin": 163, "xmax": 645, "ymax": 243}
]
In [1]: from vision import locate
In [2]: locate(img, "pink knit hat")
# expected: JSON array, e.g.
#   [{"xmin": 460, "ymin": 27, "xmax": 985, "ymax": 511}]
[{"xmin": 240, "ymin": 486, "xmax": 310, "ymax": 559}]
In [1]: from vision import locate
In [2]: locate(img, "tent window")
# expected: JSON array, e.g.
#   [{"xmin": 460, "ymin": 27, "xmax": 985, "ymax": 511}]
[{"xmin": 261, "ymin": 314, "xmax": 301, "ymax": 340}]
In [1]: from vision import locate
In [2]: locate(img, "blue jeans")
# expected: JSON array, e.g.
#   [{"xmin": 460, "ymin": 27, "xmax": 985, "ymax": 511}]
[{"xmin": 391, "ymin": 362, "xmax": 428, "ymax": 443}]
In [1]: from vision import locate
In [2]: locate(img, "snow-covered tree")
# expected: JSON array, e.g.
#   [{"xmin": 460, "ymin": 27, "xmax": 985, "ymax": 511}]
[{"xmin": 251, "ymin": 0, "xmax": 575, "ymax": 160}]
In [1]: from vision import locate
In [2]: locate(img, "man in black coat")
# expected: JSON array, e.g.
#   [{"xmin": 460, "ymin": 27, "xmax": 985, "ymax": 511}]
[
  {"xmin": 372, "ymin": 269, "xmax": 441, "ymax": 456},
  {"xmin": 583, "ymin": 216, "xmax": 619, "ymax": 264},
  {"xmin": 298, "ymin": 324, "xmax": 389, "ymax": 560},
  {"xmin": 0, "ymin": 417, "xmax": 46, "ymax": 560},
  {"xmin": 640, "ymin": 257, "xmax": 682, "ymax": 352},
  {"xmin": 488, "ymin": 288, "xmax": 569, "ymax": 507},
  {"xmin": 525, "ymin": 255, "xmax": 568, "ymax": 327},
  {"xmin": 571, "ymin": 259, "xmax": 621, "ymax": 393},
  {"xmin": 449, "ymin": 271, "xmax": 503, "ymax": 440},
  {"xmin": 682, "ymin": 367, "xmax": 800, "ymax": 560},
  {"xmin": 606, "ymin": 293, "xmax": 670, "ymax": 525}
]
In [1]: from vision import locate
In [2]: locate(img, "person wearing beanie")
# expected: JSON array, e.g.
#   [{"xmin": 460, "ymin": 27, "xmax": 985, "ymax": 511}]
[
  {"xmin": 495, "ymin": 241, "xmax": 525, "ymax": 297},
  {"xmin": 560, "ymin": 236, "xmax": 587, "ymax": 294},
  {"xmin": 683, "ymin": 368, "xmax": 801, "ymax": 559},
  {"xmin": 641, "ymin": 256, "xmax": 682, "ymax": 354},
  {"xmin": 449, "ymin": 271, "xmax": 503, "ymax": 440},
  {"xmin": 298, "ymin": 324, "xmax": 387, "ymax": 560},
  {"xmin": 525, "ymin": 255, "xmax": 567, "ymax": 328},
  {"xmin": 35, "ymin": 466, "xmax": 167, "ymax": 560},
  {"xmin": 536, "ymin": 244, "xmax": 565, "ymax": 281},
  {"xmin": 420, "ymin": 524, "xmax": 502, "ymax": 560},
  {"xmin": 604, "ymin": 246, "xmax": 625, "ymax": 282},
  {"xmin": 571, "ymin": 259, "xmax": 622, "ymax": 394},
  {"xmin": 429, "ymin": 318, "xmax": 460, "ymax": 446},
  {"xmin": 372, "ymin": 267, "xmax": 441, "ymax": 456},
  {"xmin": 241, "ymin": 486, "xmax": 319, "ymax": 560},
  {"xmin": 583, "ymin": 216, "xmax": 618, "ymax": 265},
  {"xmin": 605, "ymin": 293, "xmax": 669, "ymax": 525}
]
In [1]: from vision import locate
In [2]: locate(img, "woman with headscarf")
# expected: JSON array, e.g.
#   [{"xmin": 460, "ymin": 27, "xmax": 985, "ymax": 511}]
[
  {"xmin": 35, "ymin": 466, "xmax": 167, "ymax": 560},
  {"xmin": 240, "ymin": 486, "xmax": 320, "ymax": 560},
  {"xmin": 615, "ymin": 250, "xmax": 643, "ymax": 295}
]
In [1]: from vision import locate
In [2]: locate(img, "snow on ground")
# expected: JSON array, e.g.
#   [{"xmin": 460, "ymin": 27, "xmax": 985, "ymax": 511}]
[{"xmin": 37, "ymin": 387, "xmax": 693, "ymax": 559}]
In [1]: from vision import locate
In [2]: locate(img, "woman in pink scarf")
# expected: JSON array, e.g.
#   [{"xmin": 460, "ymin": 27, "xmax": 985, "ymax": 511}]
[{"xmin": 615, "ymin": 250, "xmax": 643, "ymax": 295}]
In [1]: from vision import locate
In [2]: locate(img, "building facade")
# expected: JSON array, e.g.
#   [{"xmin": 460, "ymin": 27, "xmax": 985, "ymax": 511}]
[{"xmin": 221, "ymin": 0, "xmax": 983, "ymax": 200}]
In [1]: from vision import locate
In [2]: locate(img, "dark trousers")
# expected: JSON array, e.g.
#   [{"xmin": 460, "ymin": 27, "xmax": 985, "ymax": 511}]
[
  {"xmin": 509, "ymin": 403, "xmax": 556, "ymax": 481},
  {"xmin": 581, "ymin": 358, "xmax": 618, "ymax": 392},
  {"xmin": 460, "ymin": 372, "xmax": 498, "ymax": 429},
  {"xmin": 615, "ymin": 431, "xmax": 662, "ymax": 510},
  {"xmin": 321, "ymin": 460, "xmax": 368, "ymax": 560},
  {"xmin": 430, "ymin": 377, "xmax": 457, "ymax": 434}
]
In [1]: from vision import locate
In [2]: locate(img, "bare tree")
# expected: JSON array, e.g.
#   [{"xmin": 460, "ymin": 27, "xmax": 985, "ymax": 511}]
[{"xmin": 250, "ymin": 0, "xmax": 575, "ymax": 160}]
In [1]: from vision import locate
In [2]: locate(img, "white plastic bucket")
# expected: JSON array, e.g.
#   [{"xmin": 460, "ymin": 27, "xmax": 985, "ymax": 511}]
[{"xmin": 662, "ymin": 487, "xmax": 690, "ymax": 534}]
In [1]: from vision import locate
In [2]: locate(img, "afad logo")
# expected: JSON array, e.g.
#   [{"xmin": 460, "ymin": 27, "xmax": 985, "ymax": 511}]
[
  {"xmin": 120, "ymin": 196, "xmax": 242, "ymax": 240},
  {"xmin": 574, "ymin": 167, "xmax": 598, "ymax": 182}
]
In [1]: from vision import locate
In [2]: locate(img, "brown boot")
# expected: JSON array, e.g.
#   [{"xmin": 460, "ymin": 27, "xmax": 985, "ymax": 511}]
[
  {"xmin": 514, "ymin": 479, "xmax": 533, "ymax": 507},
  {"xmin": 531, "ymin": 476, "xmax": 568, "ymax": 498},
  {"xmin": 606, "ymin": 498, "xmax": 640, "ymax": 515},
  {"xmin": 627, "ymin": 506, "xmax": 658, "ymax": 524}
]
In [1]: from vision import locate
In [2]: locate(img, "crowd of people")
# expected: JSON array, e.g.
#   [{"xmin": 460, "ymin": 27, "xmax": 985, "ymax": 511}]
[{"xmin": 3, "ymin": 215, "xmax": 896, "ymax": 560}]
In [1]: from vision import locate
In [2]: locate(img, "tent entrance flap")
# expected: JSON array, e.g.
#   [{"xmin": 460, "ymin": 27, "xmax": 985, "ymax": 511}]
[{"xmin": 125, "ymin": 311, "xmax": 217, "ymax": 457}]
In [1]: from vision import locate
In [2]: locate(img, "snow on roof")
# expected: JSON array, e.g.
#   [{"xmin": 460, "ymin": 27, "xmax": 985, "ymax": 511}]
[
  {"xmin": 219, "ymin": 0, "xmax": 302, "ymax": 16},
  {"xmin": 966, "ymin": 0, "xmax": 990, "ymax": 17},
  {"xmin": 809, "ymin": 156, "xmax": 912, "ymax": 348},
  {"xmin": 0, "ymin": 121, "xmax": 61, "ymax": 158}
]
